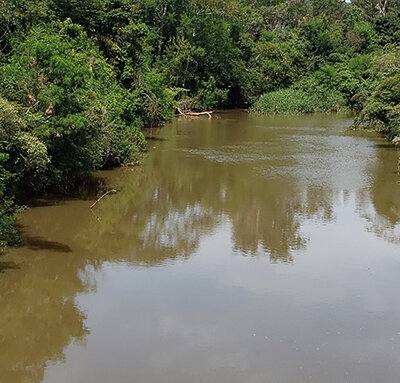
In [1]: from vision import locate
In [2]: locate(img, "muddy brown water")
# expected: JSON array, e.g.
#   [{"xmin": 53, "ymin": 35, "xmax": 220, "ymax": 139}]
[{"xmin": 1, "ymin": 111, "xmax": 400, "ymax": 383}]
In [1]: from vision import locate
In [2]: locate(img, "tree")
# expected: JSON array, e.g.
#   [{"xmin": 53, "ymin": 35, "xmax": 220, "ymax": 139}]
[{"xmin": 352, "ymin": 0, "xmax": 400, "ymax": 19}]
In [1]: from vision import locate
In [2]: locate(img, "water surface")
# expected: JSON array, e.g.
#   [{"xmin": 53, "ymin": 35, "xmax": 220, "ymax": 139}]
[{"xmin": 1, "ymin": 111, "xmax": 400, "ymax": 383}]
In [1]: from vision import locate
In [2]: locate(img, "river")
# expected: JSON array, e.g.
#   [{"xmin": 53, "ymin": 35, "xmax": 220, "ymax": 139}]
[{"xmin": 1, "ymin": 110, "xmax": 400, "ymax": 383}]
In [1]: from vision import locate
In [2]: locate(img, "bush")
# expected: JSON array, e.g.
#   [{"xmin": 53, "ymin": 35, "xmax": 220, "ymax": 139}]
[
  {"xmin": 0, "ymin": 150, "xmax": 21, "ymax": 247},
  {"xmin": 355, "ymin": 72, "xmax": 400, "ymax": 139},
  {"xmin": 0, "ymin": 21, "xmax": 146, "ymax": 189},
  {"xmin": 0, "ymin": 98, "xmax": 47, "ymax": 246},
  {"xmin": 193, "ymin": 76, "xmax": 228, "ymax": 111},
  {"xmin": 0, "ymin": 197, "xmax": 21, "ymax": 247}
]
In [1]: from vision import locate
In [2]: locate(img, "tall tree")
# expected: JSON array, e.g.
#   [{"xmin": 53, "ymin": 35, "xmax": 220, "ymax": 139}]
[{"xmin": 352, "ymin": 0, "xmax": 400, "ymax": 18}]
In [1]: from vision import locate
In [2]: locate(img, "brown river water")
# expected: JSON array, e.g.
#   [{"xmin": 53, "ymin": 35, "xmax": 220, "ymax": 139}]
[{"xmin": 1, "ymin": 110, "xmax": 400, "ymax": 383}]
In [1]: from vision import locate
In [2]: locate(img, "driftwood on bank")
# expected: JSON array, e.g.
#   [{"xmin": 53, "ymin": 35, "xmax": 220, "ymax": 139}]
[
  {"xmin": 177, "ymin": 108, "xmax": 214, "ymax": 119},
  {"xmin": 90, "ymin": 189, "xmax": 117, "ymax": 209}
]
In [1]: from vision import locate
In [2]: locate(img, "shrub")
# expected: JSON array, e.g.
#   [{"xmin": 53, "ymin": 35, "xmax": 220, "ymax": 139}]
[
  {"xmin": 355, "ymin": 72, "xmax": 400, "ymax": 139},
  {"xmin": 0, "ymin": 97, "xmax": 47, "ymax": 245},
  {"xmin": 0, "ymin": 21, "xmax": 147, "ymax": 189},
  {"xmin": 193, "ymin": 76, "xmax": 228, "ymax": 111}
]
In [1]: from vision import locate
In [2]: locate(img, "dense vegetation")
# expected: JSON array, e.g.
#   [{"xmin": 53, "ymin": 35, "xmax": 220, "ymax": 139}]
[{"xmin": 1, "ymin": 0, "xmax": 399, "ymax": 246}]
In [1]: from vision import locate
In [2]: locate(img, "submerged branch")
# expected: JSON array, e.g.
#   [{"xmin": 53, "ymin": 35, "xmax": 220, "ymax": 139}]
[{"xmin": 90, "ymin": 189, "xmax": 117, "ymax": 209}]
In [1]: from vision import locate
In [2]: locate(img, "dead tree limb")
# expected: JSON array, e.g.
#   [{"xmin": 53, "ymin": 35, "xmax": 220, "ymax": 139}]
[
  {"xmin": 177, "ymin": 108, "xmax": 213, "ymax": 119},
  {"xmin": 90, "ymin": 189, "xmax": 117, "ymax": 209},
  {"xmin": 89, "ymin": 56, "xmax": 94, "ymax": 72}
]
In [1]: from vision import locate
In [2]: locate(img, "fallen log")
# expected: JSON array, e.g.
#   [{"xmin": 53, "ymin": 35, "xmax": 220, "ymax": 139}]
[{"xmin": 177, "ymin": 108, "xmax": 213, "ymax": 119}]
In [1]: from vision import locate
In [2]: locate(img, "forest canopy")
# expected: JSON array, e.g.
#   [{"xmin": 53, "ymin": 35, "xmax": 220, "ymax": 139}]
[{"xmin": 1, "ymin": 0, "xmax": 399, "ymax": 245}]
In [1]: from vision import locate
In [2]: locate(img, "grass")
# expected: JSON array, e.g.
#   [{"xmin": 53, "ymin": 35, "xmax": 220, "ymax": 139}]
[{"xmin": 253, "ymin": 85, "xmax": 347, "ymax": 114}]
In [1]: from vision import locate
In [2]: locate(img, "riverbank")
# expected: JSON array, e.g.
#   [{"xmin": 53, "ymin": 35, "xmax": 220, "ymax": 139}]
[{"xmin": 252, "ymin": 61, "xmax": 400, "ymax": 145}]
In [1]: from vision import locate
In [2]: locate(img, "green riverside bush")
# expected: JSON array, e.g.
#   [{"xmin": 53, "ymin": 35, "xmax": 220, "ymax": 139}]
[{"xmin": 253, "ymin": 85, "xmax": 347, "ymax": 114}]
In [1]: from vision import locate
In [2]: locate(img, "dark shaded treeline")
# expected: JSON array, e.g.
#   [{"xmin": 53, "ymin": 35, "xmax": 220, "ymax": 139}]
[{"xmin": 1, "ymin": 0, "xmax": 399, "ymax": 245}]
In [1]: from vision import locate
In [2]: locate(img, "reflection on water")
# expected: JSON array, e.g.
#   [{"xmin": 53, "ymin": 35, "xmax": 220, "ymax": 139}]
[{"xmin": 1, "ymin": 111, "xmax": 400, "ymax": 383}]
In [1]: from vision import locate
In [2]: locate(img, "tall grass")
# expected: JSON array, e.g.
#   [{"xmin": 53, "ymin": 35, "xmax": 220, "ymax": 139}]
[{"xmin": 253, "ymin": 83, "xmax": 347, "ymax": 114}]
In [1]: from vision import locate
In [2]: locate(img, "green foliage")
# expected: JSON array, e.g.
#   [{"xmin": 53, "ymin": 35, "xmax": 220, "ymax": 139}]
[
  {"xmin": 253, "ymin": 84, "xmax": 346, "ymax": 114},
  {"xmin": 193, "ymin": 76, "xmax": 228, "ymax": 110},
  {"xmin": 252, "ymin": 59, "xmax": 374, "ymax": 114},
  {"xmin": 355, "ymin": 72, "xmax": 400, "ymax": 139},
  {"xmin": 350, "ymin": 21, "xmax": 377, "ymax": 52},
  {"xmin": 353, "ymin": 45, "xmax": 400, "ymax": 138},
  {"xmin": 0, "ymin": 97, "xmax": 47, "ymax": 245},
  {"xmin": 352, "ymin": 0, "xmax": 400, "ymax": 20},
  {"xmin": 132, "ymin": 69, "xmax": 176, "ymax": 127},
  {"xmin": 0, "ymin": 21, "xmax": 147, "ymax": 189},
  {"xmin": 300, "ymin": 16, "xmax": 343, "ymax": 62},
  {"xmin": 0, "ymin": 151, "xmax": 20, "ymax": 246},
  {"xmin": 242, "ymin": 37, "xmax": 306, "ymax": 103},
  {"xmin": 375, "ymin": 13, "xmax": 400, "ymax": 45},
  {"xmin": 0, "ymin": 194, "xmax": 21, "ymax": 247}
]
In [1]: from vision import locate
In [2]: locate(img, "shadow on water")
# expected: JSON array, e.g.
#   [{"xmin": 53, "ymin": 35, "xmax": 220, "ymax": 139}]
[
  {"xmin": 23, "ymin": 174, "xmax": 113, "ymax": 209},
  {"xmin": 22, "ymin": 196, "xmax": 67, "ymax": 208},
  {"xmin": 0, "ymin": 260, "xmax": 19, "ymax": 273},
  {"xmin": 145, "ymin": 136, "xmax": 168, "ymax": 142},
  {"xmin": 373, "ymin": 143, "xmax": 399, "ymax": 150},
  {"xmin": 22, "ymin": 236, "xmax": 72, "ymax": 253}
]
